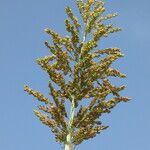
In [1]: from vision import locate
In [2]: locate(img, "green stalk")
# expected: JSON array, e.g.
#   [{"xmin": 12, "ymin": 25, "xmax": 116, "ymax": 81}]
[{"xmin": 64, "ymin": 96, "xmax": 75, "ymax": 150}]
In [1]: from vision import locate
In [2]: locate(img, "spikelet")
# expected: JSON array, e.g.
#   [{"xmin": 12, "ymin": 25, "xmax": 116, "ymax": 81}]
[
  {"xmin": 65, "ymin": 6, "xmax": 80, "ymax": 30},
  {"xmin": 73, "ymin": 125, "xmax": 108, "ymax": 145},
  {"xmin": 100, "ymin": 52, "xmax": 124, "ymax": 64},
  {"xmin": 98, "ymin": 13, "xmax": 118, "ymax": 22},
  {"xmin": 33, "ymin": 110, "xmax": 59, "ymax": 133},
  {"xmin": 38, "ymin": 105, "xmax": 67, "ymax": 129},
  {"xmin": 65, "ymin": 19, "xmax": 80, "ymax": 44},
  {"xmin": 44, "ymin": 41, "xmax": 56, "ymax": 54},
  {"xmin": 24, "ymin": 86, "xmax": 49, "ymax": 104},
  {"xmin": 93, "ymin": 24, "xmax": 113, "ymax": 41},
  {"xmin": 55, "ymin": 128, "xmax": 68, "ymax": 143},
  {"xmin": 80, "ymin": 40, "xmax": 97, "ymax": 57},
  {"xmin": 105, "ymin": 68, "xmax": 126, "ymax": 78},
  {"xmin": 48, "ymin": 81, "xmax": 60, "ymax": 106},
  {"xmin": 88, "ymin": 0, "xmax": 94, "ymax": 4},
  {"xmin": 85, "ymin": 2, "xmax": 105, "ymax": 33},
  {"xmin": 94, "ymin": 47, "xmax": 121, "ymax": 55},
  {"xmin": 102, "ymin": 96, "xmax": 131, "ymax": 109},
  {"xmin": 44, "ymin": 28, "xmax": 63, "ymax": 44},
  {"xmin": 76, "ymin": 0, "xmax": 91, "ymax": 22}
]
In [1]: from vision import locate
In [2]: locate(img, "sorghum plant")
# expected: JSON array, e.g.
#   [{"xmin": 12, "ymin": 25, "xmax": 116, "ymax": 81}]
[{"xmin": 24, "ymin": 0, "xmax": 130, "ymax": 150}]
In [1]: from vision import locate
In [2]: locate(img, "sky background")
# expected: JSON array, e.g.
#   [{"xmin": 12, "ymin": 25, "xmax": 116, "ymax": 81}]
[{"xmin": 0, "ymin": 0, "xmax": 150, "ymax": 150}]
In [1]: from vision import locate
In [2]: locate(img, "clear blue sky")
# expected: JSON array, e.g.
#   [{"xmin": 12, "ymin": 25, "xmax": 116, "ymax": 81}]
[{"xmin": 0, "ymin": 0, "xmax": 150, "ymax": 150}]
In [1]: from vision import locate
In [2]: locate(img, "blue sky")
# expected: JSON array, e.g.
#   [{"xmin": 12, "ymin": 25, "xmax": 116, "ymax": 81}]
[{"xmin": 0, "ymin": 0, "xmax": 150, "ymax": 150}]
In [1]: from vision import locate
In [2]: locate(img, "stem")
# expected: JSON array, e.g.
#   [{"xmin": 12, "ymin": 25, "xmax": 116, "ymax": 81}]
[
  {"xmin": 65, "ymin": 21, "xmax": 88, "ymax": 150},
  {"xmin": 64, "ymin": 133, "xmax": 74, "ymax": 150},
  {"xmin": 79, "ymin": 23, "xmax": 87, "ymax": 60},
  {"xmin": 64, "ymin": 96, "xmax": 75, "ymax": 150}
]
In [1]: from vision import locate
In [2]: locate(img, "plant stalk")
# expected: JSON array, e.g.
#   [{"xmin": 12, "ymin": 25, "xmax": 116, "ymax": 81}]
[
  {"xmin": 65, "ymin": 21, "xmax": 88, "ymax": 150},
  {"xmin": 64, "ymin": 96, "xmax": 75, "ymax": 150}
]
